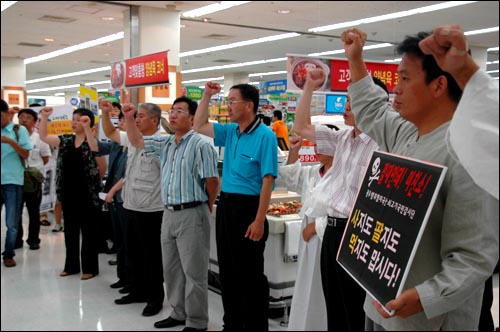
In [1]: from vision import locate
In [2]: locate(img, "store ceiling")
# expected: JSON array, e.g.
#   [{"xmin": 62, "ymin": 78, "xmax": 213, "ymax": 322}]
[{"xmin": 1, "ymin": 1, "xmax": 498, "ymax": 96}]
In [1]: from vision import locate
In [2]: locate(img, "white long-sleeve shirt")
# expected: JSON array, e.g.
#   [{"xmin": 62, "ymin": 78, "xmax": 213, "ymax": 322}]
[{"xmin": 447, "ymin": 69, "xmax": 499, "ymax": 200}]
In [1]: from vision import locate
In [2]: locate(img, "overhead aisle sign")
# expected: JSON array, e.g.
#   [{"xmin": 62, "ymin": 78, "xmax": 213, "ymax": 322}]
[
  {"xmin": 111, "ymin": 51, "xmax": 169, "ymax": 89},
  {"xmin": 286, "ymin": 55, "xmax": 398, "ymax": 93}
]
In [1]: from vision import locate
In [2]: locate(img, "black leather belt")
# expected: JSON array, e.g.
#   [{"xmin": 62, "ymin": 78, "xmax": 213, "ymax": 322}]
[
  {"xmin": 165, "ymin": 201, "xmax": 203, "ymax": 211},
  {"xmin": 327, "ymin": 216, "xmax": 348, "ymax": 227},
  {"xmin": 219, "ymin": 192, "xmax": 259, "ymax": 199}
]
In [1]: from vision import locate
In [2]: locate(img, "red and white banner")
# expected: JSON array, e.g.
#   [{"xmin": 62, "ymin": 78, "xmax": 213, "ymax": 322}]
[
  {"xmin": 330, "ymin": 59, "xmax": 398, "ymax": 92},
  {"xmin": 287, "ymin": 55, "xmax": 398, "ymax": 93},
  {"xmin": 111, "ymin": 51, "xmax": 169, "ymax": 89}
]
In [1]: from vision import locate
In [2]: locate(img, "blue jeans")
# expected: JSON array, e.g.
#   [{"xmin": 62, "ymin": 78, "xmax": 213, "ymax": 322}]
[{"xmin": 1, "ymin": 184, "xmax": 24, "ymax": 258}]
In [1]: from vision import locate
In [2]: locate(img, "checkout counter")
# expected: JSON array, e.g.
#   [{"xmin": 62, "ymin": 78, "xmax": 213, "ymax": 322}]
[{"xmin": 208, "ymin": 190, "xmax": 302, "ymax": 325}]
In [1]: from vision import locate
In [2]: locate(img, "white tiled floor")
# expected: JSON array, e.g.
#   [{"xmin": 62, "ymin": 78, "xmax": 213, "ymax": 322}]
[
  {"xmin": 1, "ymin": 211, "xmax": 289, "ymax": 331},
  {"xmin": 1, "ymin": 211, "xmax": 498, "ymax": 331}
]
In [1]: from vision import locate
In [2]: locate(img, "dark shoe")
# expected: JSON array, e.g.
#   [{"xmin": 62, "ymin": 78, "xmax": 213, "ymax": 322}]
[
  {"xmin": 154, "ymin": 317, "xmax": 186, "ymax": 328},
  {"xmin": 3, "ymin": 257, "xmax": 16, "ymax": 267},
  {"xmin": 29, "ymin": 243, "xmax": 40, "ymax": 250},
  {"xmin": 183, "ymin": 328, "xmax": 207, "ymax": 331},
  {"xmin": 110, "ymin": 280, "xmax": 125, "ymax": 289},
  {"xmin": 119, "ymin": 286, "xmax": 131, "ymax": 294},
  {"xmin": 40, "ymin": 219, "xmax": 51, "ymax": 226},
  {"xmin": 142, "ymin": 304, "xmax": 162, "ymax": 317},
  {"xmin": 108, "ymin": 259, "xmax": 118, "ymax": 266},
  {"xmin": 114, "ymin": 294, "xmax": 146, "ymax": 305}
]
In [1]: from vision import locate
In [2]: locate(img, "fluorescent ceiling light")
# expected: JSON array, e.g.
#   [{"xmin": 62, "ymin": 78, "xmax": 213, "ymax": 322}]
[
  {"xmin": 249, "ymin": 71, "xmax": 287, "ymax": 77},
  {"xmin": 24, "ymin": 32, "xmax": 124, "ymax": 65},
  {"xmin": 182, "ymin": 77, "xmax": 224, "ymax": 84},
  {"xmin": 180, "ymin": 33, "xmax": 300, "ymax": 57},
  {"xmin": 487, "ymin": 46, "xmax": 499, "ymax": 52},
  {"xmin": 85, "ymin": 80, "xmax": 111, "ymax": 86},
  {"xmin": 25, "ymin": 66, "xmax": 111, "ymax": 84},
  {"xmin": 308, "ymin": 1, "xmax": 477, "ymax": 33},
  {"xmin": 181, "ymin": 57, "xmax": 287, "ymax": 74},
  {"xmin": 384, "ymin": 58, "xmax": 402, "ymax": 63},
  {"xmin": 308, "ymin": 43, "xmax": 392, "ymax": 57},
  {"xmin": 182, "ymin": 1, "xmax": 251, "ymax": 18},
  {"xmin": 464, "ymin": 27, "xmax": 499, "ymax": 36},
  {"xmin": 1, "ymin": 1, "xmax": 17, "ymax": 12},
  {"xmin": 54, "ymin": 93, "xmax": 65, "ymax": 96},
  {"xmin": 486, "ymin": 69, "xmax": 499, "ymax": 73},
  {"xmin": 487, "ymin": 60, "xmax": 499, "ymax": 65},
  {"xmin": 27, "ymin": 80, "xmax": 111, "ymax": 93},
  {"xmin": 308, "ymin": 49, "xmax": 344, "ymax": 57},
  {"xmin": 27, "ymin": 84, "xmax": 80, "ymax": 93}
]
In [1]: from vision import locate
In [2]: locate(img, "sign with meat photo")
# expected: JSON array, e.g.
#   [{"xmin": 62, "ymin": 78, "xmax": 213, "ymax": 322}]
[{"xmin": 287, "ymin": 56, "xmax": 330, "ymax": 92}]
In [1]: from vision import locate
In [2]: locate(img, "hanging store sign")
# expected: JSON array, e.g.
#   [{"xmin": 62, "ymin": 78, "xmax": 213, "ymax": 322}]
[
  {"xmin": 111, "ymin": 50, "xmax": 169, "ymax": 89},
  {"xmin": 286, "ymin": 55, "xmax": 398, "ymax": 93},
  {"xmin": 330, "ymin": 59, "xmax": 398, "ymax": 92}
]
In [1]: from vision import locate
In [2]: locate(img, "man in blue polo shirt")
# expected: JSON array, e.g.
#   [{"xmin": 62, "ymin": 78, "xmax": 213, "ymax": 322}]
[
  {"xmin": 1, "ymin": 99, "xmax": 32, "ymax": 267},
  {"xmin": 194, "ymin": 82, "xmax": 278, "ymax": 331}
]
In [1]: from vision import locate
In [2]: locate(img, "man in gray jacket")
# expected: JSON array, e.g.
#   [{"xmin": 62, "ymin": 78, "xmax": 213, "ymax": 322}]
[
  {"xmin": 100, "ymin": 100, "xmax": 165, "ymax": 317},
  {"xmin": 338, "ymin": 27, "xmax": 499, "ymax": 330}
]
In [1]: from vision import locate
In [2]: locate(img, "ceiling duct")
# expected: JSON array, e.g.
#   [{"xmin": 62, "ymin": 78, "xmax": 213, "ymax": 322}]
[
  {"xmin": 18, "ymin": 42, "xmax": 45, "ymax": 47},
  {"xmin": 203, "ymin": 34, "xmax": 234, "ymax": 40},
  {"xmin": 38, "ymin": 15, "xmax": 76, "ymax": 23}
]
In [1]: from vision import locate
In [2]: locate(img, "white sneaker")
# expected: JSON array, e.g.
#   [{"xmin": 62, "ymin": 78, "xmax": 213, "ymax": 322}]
[{"xmin": 52, "ymin": 224, "xmax": 63, "ymax": 232}]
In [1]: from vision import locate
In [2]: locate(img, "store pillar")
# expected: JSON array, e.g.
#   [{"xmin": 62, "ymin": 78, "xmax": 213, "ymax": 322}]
[
  {"xmin": 123, "ymin": 5, "xmax": 182, "ymax": 109},
  {"xmin": 223, "ymin": 72, "xmax": 249, "ymax": 96},
  {"xmin": 1, "ymin": 57, "xmax": 27, "ymax": 110}
]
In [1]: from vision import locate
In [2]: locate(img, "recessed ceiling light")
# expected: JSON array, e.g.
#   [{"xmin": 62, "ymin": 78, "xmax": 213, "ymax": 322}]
[
  {"xmin": 44, "ymin": 38, "xmax": 55, "ymax": 42},
  {"xmin": 104, "ymin": 53, "xmax": 110, "ymax": 56},
  {"xmin": 180, "ymin": 24, "xmax": 186, "ymax": 28},
  {"xmin": 276, "ymin": 9, "xmax": 290, "ymax": 14},
  {"xmin": 101, "ymin": 16, "xmax": 115, "ymax": 21}
]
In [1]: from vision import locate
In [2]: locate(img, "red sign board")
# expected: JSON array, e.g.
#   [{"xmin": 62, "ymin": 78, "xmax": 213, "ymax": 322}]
[
  {"xmin": 330, "ymin": 59, "xmax": 398, "ymax": 92},
  {"xmin": 111, "ymin": 51, "xmax": 169, "ymax": 89}
]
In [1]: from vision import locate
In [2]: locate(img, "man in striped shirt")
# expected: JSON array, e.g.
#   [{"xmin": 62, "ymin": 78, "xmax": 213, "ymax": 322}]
[
  {"xmin": 122, "ymin": 96, "xmax": 219, "ymax": 332},
  {"xmin": 293, "ymin": 70, "xmax": 382, "ymax": 331}
]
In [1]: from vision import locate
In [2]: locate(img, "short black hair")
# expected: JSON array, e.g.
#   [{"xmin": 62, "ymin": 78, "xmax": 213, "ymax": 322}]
[
  {"xmin": 172, "ymin": 96, "xmax": 198, "ymax": 115},
  {"xmin": 18, "ymin": 108, "xmax": 38, "ymax": 122},
  {"xmin": 230, "ymin": 84, "xmax": 260, "ymax": 114},
  {"xmin": 0, "ymin": 99, "xmax": 8, "ymax": 112},
  {"xmin": 273, "ymin": 110, "xmax": 283, "ymax": 120},
  {"xmin": 112, "ymin": 102, "xmax": 122, "ymax": 111},
  {"xmin": 29, "ymin": 103, "xmax": 42, "ymax": 107},
  {"xmin": 372, "ymin": 76, "xmax": 390, "ymax": 101},
  {"xmin": 73, "ymin": 108, "xmax": 95, "ymax": 128},
  {"xmin": 396, "ymin": 32, "xmax": 462, "ymax": 104}
]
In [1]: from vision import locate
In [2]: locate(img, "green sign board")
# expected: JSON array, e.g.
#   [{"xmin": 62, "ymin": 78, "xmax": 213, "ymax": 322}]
[{"xmin": 185, "ymin": 86, "xmax": 203, "ymax": 100}]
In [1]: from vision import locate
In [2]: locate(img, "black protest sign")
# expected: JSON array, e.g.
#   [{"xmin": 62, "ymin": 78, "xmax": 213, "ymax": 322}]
[{"xmin": 337, "ymin": 150, "xmax": 447, "ymax": 314}]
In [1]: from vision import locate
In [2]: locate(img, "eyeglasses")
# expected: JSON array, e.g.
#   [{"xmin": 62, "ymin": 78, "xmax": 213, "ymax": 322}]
[
  {"xmin": 227, "ymin": 100, "xmax": 248, "ymax": 107},
  {"xmin": 167, "ymin": 108, "xmax": 190, "ymax": 116}
]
